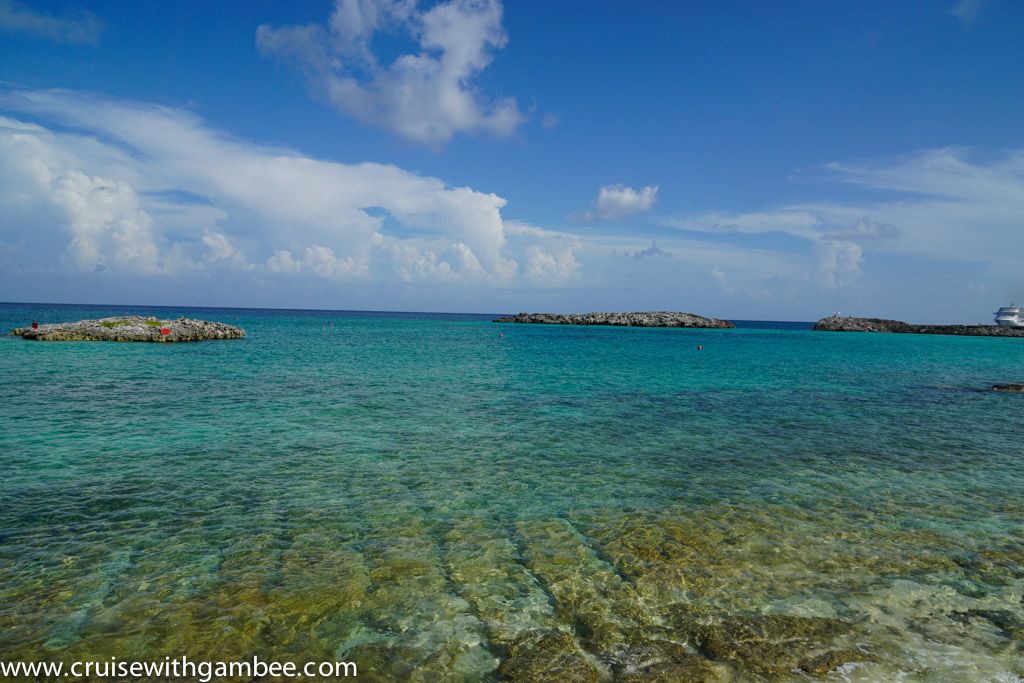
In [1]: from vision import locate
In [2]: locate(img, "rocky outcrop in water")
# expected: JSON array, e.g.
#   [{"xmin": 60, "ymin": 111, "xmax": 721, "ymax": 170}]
[
  {"xmin": 11, "ymin": 316, "xmax": 245, "ymax": 342},
  {"xmin": 993, "ymin": 384, "xmax": 1024, "ymax": 392},
  {"xmin": 814, "ymin": 316, "xmax": 1024, "ymax": 337},
  {"xmin": 493, "ymin": 312, "xmax": 735, "ymax": 328}
]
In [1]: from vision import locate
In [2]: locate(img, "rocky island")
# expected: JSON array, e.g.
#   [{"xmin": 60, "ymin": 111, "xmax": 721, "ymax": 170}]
[
  {"xmin": 494, "ymin": 311, "xmax": 735, "ymax": 328},
  {"xmin": 11, "ymin": 316, "xmax": 245, "ymax": 342},
  {"xmin": 813, "ymin": 316, "xmax": 1024, "ymax": 337}
]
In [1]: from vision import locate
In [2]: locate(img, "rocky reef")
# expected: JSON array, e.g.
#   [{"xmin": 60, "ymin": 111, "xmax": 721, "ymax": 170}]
[
  {"xmin": 494, "ymin": 312, "xmax": 735, "ymax": 328},
  {"xmin": 11, "ymin": 316, "xmax": 245, "ymax": 342},
  {"xmin": 993, "ymin": 384, "xmax": 1024, "ymax": 392},
  {"xmin": 814, "ymin": 316, "xmax": 1024, "ymax": 337}
]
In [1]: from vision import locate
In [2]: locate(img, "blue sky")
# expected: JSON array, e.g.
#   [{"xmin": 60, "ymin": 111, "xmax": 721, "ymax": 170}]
[{"xmin": 1, "ymin": 0, "xmax": 1022, "ymax": 321}]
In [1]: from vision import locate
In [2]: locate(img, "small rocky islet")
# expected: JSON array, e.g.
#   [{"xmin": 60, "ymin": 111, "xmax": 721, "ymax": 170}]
[
  {"xmin": 814, "ymin": 315, "xmax": 1024, "ymax": 337},
  {"xmin": 10, "ymin": 316, "xmax": 245, "ymax": 342},
  {"xmin": 493, "ymin": 311, "xmax": 736, "ymax": 328}
]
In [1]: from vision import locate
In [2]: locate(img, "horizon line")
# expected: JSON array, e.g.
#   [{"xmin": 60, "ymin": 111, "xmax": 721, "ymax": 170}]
[{"xmin": 0, "ymin": 301, "xmax": 815, "ymax": 324}]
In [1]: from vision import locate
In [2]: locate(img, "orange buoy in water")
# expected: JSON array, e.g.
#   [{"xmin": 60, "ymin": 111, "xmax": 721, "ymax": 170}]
[
  {"xmin": 697, "ymin": 345, "xmax": 703, "ymax": 350},
  {"xmin": 160, "ymin": 327, "xmax": 170, "ymax": 335}
]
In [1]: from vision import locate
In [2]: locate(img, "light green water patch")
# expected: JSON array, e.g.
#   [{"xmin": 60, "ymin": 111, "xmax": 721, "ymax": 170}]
[{"xmin": 0, "ymin": 504, "xmax": 1021, "ymax": 680}]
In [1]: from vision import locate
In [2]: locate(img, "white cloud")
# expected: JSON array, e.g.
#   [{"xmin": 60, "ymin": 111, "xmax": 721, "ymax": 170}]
[
  {"xmin": 256, "ymin": 0, "xmax": 526, "ymax": 145},
  {"xmin": 816, "ymin": 240, "xmax": 862, "ymax": 289},
  {"xmin": 302, "ymin": 244, "xmax": 367, "ymax": 278},
  {"xmin": 505, "ymin": 221, "xmax": 580, "ymax": 285},
  {"xmin": 266, "ymin": 249, "xmax": 302, "ymax": 274},
  {"xmin": 201, "ymin": 230, "xmax": 252, "ymax": 270},
  {"xmin": 577, "ymin": 184, "xmax": 659, "ymax": 221},
  {"xmin": 709, "ymin": 265, "xmax": 735, "ymax": 295},
  {"xmin": 966, "ymin": 280, "xmax": 987, "ymax": 294},
  {"xmin": 201, "ymin": 231, "xmax": 237, "ymax": 261},
  {"xmin": 0, "ymin": 88, "xmax": 578, "ymax": 289},
  {"xmin": 951, "ymin": 0, "xmax": 983, "ymax": 25},
  {"xmin": 0, "ymin": 0, "xmax": 102, "ymax": 44},
  {"xmin": 52, "ymin": 169, "xmax": 163, "ymax": 273}
]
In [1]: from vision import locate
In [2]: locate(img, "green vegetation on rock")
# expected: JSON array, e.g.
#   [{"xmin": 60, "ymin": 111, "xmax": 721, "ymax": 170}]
[{"xmin": 99, "ymin": 318, "xmax": 164, "ymax": 328}]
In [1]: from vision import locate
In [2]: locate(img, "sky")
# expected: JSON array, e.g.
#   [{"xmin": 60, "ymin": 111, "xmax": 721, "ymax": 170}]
[{"xmin": 0, "ymin": 0, "xmax": 1022, "ymax": 321}]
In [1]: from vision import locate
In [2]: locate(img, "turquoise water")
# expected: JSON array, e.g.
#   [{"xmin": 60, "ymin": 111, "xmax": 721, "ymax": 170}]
[{"xmin": 1, "ymin": 303, "xmax": 1022, "ymax": 681}]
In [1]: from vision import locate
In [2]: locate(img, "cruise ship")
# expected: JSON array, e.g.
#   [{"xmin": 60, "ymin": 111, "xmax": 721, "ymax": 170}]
[{"xmin": 994, "ymin": 304, "xmax": 1024, "ymax": 327}]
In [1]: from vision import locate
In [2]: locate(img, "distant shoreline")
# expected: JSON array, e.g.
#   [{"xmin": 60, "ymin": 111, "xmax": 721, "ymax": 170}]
[
  {"xmin": 814, "ymin": 315, "xmax": 1024, "ymax": 338},
  {"xmin": 493, "ymin": 311, "xmax": 735, "ymax": 329}
]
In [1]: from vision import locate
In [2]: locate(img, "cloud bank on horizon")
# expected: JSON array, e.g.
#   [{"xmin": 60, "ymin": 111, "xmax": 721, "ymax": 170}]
[
  {"xmin": 3, "ymin": 86, "xmax": 1022, "ymax": 317},
  {"xmin": 0, "ymin": 89, "xmax": 579, "ymax": 294},
  {"xmin": 660, "ymin": 148, "xmax": 1024, "ymax": 291}
]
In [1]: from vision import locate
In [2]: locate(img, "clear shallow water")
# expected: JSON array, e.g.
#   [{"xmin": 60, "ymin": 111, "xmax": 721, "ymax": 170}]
[{"xmin": 0, "ymin": 303, "xmax": 1022, "ymax": 682}]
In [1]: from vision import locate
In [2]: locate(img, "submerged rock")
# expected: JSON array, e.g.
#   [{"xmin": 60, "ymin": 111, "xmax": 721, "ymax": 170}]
[
  {"xmin": 993, "ymin": 384, "xmax": 1024, "ymax": 392},
  {"xmin": 813, "ymin": 316, "xmax": 1024, "ymax": 337},
  {"xmin": 11, "ymin": 316, "xmax": 245, "ymax": 342},
  {"xmin": 497, "ymin": 630, "xmax": 600, "ymax": 683},
  {"xmin": 668, "ymin": 608, "xmax": 857, "ymax": 678},
  {"xmin": 797, "ymin": 648, "xmax": 873, "ymax": 676},
  {"xmin": 948, "ymin": 609, "xmax": 1024, "ymax": 641},
  {"xmin": 613, "ymin": 639, "xmax": 723, "ymax": 682},
  {"xmin": 493, "ymin": 311, "xmax": 735, "ymax": 328}
]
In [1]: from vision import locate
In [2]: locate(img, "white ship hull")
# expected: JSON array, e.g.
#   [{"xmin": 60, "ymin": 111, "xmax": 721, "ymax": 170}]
[{"xmin": 994, "ymin": 305, "xmax": 1024, "ymax": 327}]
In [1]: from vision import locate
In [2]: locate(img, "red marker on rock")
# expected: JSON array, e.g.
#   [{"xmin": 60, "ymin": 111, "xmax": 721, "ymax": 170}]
[
  {"xmin": 31, "ymin": 321, "xmax": 38, "ymax": 329},
  {"xmin": 160, "ymin": 327, "xmax": 170, "ymax": 335}
]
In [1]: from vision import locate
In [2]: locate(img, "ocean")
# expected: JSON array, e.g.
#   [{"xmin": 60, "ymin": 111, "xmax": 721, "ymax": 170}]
[{"xmin": 1, "ymin": 302, "xmax": 1022, "ymax": 681}]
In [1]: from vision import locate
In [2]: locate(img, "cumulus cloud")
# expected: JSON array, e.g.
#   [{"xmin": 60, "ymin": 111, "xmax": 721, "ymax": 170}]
[
  {"xmin": 52, "ymin": 169, "xmax": 162, "ymax": 273},
  {"xmin": 0, "ymin": 88, "xmax": 578, "ymax": 289},
  {"xmin": 0, "ymin": 0, "xmax": 102, "ymax": 44},
  {"xmin": 576, "ymin": 184, "xmax": 658, "ymax": 221},
  {"xmin": 256, "ymin": 0, "xmax": 525, "ymax": 145},
  {"xmin": 816, "ymin": 240, "xmax": 862, "ymax": 289},
  {"xmin": 505, "ymin": 222, "xmax": 580, "ymax": 285}
]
